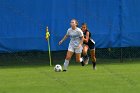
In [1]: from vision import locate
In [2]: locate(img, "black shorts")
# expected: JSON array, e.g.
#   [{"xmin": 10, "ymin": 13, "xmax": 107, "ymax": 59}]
[
  {"xmin": 83, "ymin": 38, "xmax": 95, "ymax": 50},
  {"xmin": 88, "ymin": 43, "xmax": 95, "ymax": 50}
]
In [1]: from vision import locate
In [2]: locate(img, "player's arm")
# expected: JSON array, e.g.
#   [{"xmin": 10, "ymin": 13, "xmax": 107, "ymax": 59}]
[
  {"xmin": 83, "ymin": 32, "xmax": 89, "ymax": 43},
  {"xmin": 59, "ymin": 34, "xmax": 69, "ymax": 45},
  {"xmin": 79, "ymin": 36, "xmax": 84, "ymax": 46},
  {"xmin": 77, "ymin": 30, "xmax": 84, "ymax": 48}
]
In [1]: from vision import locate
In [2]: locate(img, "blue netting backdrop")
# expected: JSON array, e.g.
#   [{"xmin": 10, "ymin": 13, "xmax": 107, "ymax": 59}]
[{"xmin": 0, "ymin": 0, "xmax": 140, "ymax": 52}]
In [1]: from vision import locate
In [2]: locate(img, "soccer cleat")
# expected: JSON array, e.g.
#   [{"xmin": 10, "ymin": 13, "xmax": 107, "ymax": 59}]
[
  {"xmin": 81, "ymin": 61, "xmax": 85, "ymax": 66},
  {"xmin": 80, "ymin": 57, "xmax": 85, "ymax": 66},
  {"xmin": 93, "ymin": 66, "xmax": 96, "ymax": 70},
  {"xmin": 63, "ymin": 70, "xmax": 67, "ymax": 72},
  {"xmin": 84, "ymin": 57, "xmax": 89, "ymax": 65}
]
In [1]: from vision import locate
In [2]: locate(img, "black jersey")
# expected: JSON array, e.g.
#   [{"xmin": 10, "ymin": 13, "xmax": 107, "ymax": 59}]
[{"xmin": 83, "ymin": 30, "xmax": 95, "ymax": 46}]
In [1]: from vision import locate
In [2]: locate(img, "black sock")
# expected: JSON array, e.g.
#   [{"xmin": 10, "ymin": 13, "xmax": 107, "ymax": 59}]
[
  {"xmin": 83, "ymin": 55, "xmax": 88, "ymax": 60},
  {"xmin": 92, "ymin": 62, "xmax": 96, "ymax": 68}
]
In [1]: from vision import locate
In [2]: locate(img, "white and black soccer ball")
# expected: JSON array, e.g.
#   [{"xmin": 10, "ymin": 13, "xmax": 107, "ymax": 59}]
[{"xmin": 54, "ymin": 64, "xmax": 62, "ymax": 72}]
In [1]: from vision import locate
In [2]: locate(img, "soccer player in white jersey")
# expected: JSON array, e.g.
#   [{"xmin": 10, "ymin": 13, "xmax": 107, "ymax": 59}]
[{"xmin": 59, "ymin": 19, "xmax": 84, "ymax": 71}]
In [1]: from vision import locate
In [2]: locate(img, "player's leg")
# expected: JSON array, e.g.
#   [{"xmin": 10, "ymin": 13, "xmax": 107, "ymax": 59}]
[
  {"xmin": 90, "ymin": 49, "xmax": 96, "ymax": 70},
  {"xmin": 82, "ymin": 45, "xmax": 89, "ymax": 65},
  {"xmin": 83, "ymin": 45, "xmax": 89, "ymax": 57},
  {"xmin": 75, "ymin": 46, "xmax": 84, "ymax": 65},
  {"xmin": 75, "ymin": 53, "xmax": 82, "ymax": 62},
  {"xmin": 63, "ymin": 46, "xmax": 74, "ymax": 71}
]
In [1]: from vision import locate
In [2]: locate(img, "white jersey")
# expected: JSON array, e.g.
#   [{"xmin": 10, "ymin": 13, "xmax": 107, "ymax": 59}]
[{"xmin": 66, "ymin": 27, "xmax": 83, "ymax": 48}]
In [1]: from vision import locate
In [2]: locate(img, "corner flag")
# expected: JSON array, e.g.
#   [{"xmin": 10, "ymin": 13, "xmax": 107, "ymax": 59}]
[{"xmin": 46, "ymin": 26, "xmax": 52, "ymax": 66}]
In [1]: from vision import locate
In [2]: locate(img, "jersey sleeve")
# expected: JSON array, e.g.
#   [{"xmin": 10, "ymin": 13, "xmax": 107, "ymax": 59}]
[
  {"xmin": 79, "ymin": 29, "xmax": 83, "ymax": 37},
  {"xmin": 66, "ymin": 29, "xmax": 70, "ymax": 36}
]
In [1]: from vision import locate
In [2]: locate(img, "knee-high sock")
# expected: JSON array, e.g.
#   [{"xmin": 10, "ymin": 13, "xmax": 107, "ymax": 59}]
[{"xmin": 63, "ymin": 59, "xmax": 69, "ymax": 70}]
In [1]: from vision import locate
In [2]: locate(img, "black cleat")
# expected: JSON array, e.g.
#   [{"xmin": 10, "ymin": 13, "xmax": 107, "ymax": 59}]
[
  {"xmin": 81, "ymin": 62, "xmax": 85, "ymax": 66},
  {"xmin": 93, "ymin": 66, "xmax": 96, "ymax": 70},
  {"xmin": 63, "ymin": 70, "xmax": 67, "ymax": 72},
  {"xmin": 84, "ymin": 57, "xmax": 89, "ymax": 65}
]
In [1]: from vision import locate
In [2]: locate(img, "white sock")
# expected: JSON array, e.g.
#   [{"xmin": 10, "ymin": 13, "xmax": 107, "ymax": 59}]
[
  {"xmin": 80, "ymin": 58, "xmax": 83, "ymax": 63},
  {"xmin": 63, "ymin": 59, "xmax": 69, "ymax": 70}
]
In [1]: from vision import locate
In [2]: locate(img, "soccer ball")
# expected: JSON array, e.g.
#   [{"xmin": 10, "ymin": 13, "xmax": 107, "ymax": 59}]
[{"xmin": 54, "ymin": 64, "xmax": 62, "ymax": 72}]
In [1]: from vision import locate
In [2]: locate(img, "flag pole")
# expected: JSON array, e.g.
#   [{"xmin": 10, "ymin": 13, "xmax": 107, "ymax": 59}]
[{"xmin": 46, "ymin": 26, "xmax": 52, "ymax": 66}]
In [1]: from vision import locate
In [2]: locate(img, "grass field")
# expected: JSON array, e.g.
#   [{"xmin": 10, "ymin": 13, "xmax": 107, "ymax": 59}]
[{"xmin": 0, "ymin": 60, "xmax": 140, "ymax": 93}]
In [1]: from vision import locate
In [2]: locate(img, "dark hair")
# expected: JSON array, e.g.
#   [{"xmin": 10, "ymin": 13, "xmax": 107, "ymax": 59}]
[
  {"xmin": 82, "ymin": 23, "xmax": 87, "ymax": 26},
  {"xmin": 81, "ymin": 23, "xmax": 88, "ymax": 30},
  {"xmin": 72, "ymin": 19, "xmax": 78, "ymax": 27}
]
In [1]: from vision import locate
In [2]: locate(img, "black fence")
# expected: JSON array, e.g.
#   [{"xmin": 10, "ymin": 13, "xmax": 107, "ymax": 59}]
[
  {"xmin": 0, "ymin": 47, "xmax": 140, "ymax": 66},
  {"xmin": 96, "ymin": 47, "xmax": 140, "ymax": 62}
]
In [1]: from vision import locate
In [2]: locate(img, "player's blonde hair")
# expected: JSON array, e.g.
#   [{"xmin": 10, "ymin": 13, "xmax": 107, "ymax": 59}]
[{"xmin": 71, "ymin": 19, "xmax": 78, "ymax": 27}]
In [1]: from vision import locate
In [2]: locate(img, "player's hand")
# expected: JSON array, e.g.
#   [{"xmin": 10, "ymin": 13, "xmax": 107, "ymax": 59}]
[
  {"xmin": 59, "ymin": 40, "xmax": 63, "ymax": 45},
  {"xmin": 77, "ymin": 44, "xmax": 82, "ymax": 49}
]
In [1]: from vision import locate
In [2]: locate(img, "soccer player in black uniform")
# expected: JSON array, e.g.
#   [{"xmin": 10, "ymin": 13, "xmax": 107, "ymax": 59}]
[{"xmin": 81, "ymin": 23, "xmax": 96, "ymax": 70}]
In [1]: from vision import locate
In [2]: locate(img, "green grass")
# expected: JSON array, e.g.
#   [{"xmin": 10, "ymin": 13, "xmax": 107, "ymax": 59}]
[{"xmin": 0, "ymin": 62, "xmax": 140, "ymax": 93}]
